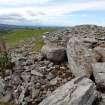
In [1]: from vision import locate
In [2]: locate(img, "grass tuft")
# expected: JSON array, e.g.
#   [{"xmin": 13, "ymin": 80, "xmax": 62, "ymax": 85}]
[{"xmin": 34, "ymin": 38, "xmax": 44, "ymax": 52}]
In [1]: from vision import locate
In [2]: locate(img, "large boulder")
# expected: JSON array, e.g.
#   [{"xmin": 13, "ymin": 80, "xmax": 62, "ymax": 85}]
[
  {"xmin": 41, "ymin": 45, "xmax": 66, "ymax": 63},
  {"xmin": 39, "ymin": 76, "xmax": 97, "ymax": 105},
  {"xmin": 92, "ymin": 63, "xmax": 105, "ymax": 87},
  {"xmin": 67, "ymin": 37, "xmax": 94, "ymax": 77}
]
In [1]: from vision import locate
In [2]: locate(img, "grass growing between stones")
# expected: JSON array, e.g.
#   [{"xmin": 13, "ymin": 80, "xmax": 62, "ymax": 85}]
[{"xmin": 34, "ymin": 38, "xmax": 44, "ymax": 52}]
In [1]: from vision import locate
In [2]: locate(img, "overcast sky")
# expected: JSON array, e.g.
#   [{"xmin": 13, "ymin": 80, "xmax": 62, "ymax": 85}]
[{"xmin": 0, "ymin": 0, "xmax": 105, "ymax": 26}]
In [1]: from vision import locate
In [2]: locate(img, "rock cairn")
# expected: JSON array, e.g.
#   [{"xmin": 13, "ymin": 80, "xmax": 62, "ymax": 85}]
[{"xmin": 1, "ymin": 25, "xmax": 105, "ymax": 105}]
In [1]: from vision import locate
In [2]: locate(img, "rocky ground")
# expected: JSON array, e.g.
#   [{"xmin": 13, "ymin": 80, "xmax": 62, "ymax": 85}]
[{"xmin": 1, "ymin": 25, "xmax": 105, "ymax": 105}]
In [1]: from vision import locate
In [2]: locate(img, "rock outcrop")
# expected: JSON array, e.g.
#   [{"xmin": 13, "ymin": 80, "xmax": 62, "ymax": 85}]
[
  {"xmin": 1, "ymin": 25, "xmax": 105, "ymax": 105},
  {"xmin": 67, "ymin": 37, "xmax": 94, "ymax": 77},
  {"xmin": 39, "ymin": 76, "xmax": 97, "ymax": 105}
]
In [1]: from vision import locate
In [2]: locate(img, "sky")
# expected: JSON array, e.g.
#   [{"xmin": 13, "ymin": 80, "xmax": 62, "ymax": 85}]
[{"xmin": 0, "ymin": 0, "xmax": 105, "ymax": 26}]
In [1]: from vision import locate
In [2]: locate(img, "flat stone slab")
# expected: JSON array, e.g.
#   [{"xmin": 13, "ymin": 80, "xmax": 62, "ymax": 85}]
[{"xmin": 39, "ymin": 76, "xmax": 97, "ymax": 105}]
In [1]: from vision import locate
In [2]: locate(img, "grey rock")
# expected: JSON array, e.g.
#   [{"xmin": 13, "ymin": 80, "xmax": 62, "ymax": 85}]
[
  {"xmin": 11, "ymin": 75, "xmax": 22, "ymax": 85},
  {"xmin": 32, "ymin": 88, "xmax": 40, "ymax": 99},
  {"xmin": 39, "ymin": 76, "xmax": 97, "ymax": 105},
  {"xmin": 7, "ymin": 25, "xmax": 105, "ymax": 105},
  {"xmin": 47, "ymin": 73, "xmax": 55, "ymax": 80},
  {"xmin": 21, "ymin": 72, "xmax": 30, "ymax": 83},
  {"xmin": 99, "ymin": 93, "xmax": 105, "ymax": 105},
  {"xmin": 49, "ymin": 77, "xmax": 58, "ymax": 85},
  {"xmin": 41, "ymin": 45, "xmax": 66, "ymax": 62},
  {"xmin": 18, "ymin": 86, "xmax": 28, "ymax": 104},
  {"xmin": 5, "ymin": 69, "xmax": 11, "ymax": 76},
  {"xmin": 0, "ymin": 93, "xmax": 12, "ymax": 103},
  {"xmin": 94, "ymin": 47, "xmax": 105, "ymax": 62},
  {"xmin": 0, "ymin": 77, "xmax": 5, "ymax": 97},
  {"xmin": 67, "ymin": 37, "xmax": 94, "ymax": 77},
  {"xmin": 35, "ymin": 83, "xmax": 41, "ymax": 88},
  {"xmin": 31, "ymin": 70, "xmax": 43, "ymax": 77},
  {"xmin": 82, "ymin": 37, "xmax": 97, "ymax": 44},
  {"xmin": 18, "ymin": 57, "xmax": 27, "ymax": 62},
  {"xmin": 92, "ymin": 63, "xmax": 105, "ymax": 87},
  {"xmin": 35, "ymin": 53, "xmax": 44, "ymax": 61},
  {"xmin": 26, "ymin": 60, "xmax": 33, "ymax": 66},
  {"xmin": 47, "ymin": 62, "xmax": 54, "ymax": 68}
]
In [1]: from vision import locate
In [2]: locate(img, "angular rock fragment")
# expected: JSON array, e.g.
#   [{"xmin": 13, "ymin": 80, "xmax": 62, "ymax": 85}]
[
  {"xmin": 39, "ymin": 76, "xmax": 97, "ymax": 105},
  {"xmin": 0, "ymin": 77, "xmax": 5, "ymax": 97},
  {"xmin": 31, "ymin": 70, "xmax": 43, "ymax": 77}
]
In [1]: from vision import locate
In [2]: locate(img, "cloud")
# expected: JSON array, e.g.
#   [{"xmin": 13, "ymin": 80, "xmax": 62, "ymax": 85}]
[
  {"xmin": 0, "ymin": 0, "xmax": 51, "ymax": 5},
  {"xmin": 0, "ymin": 0, "xmax": 105, "ymax": 26}
]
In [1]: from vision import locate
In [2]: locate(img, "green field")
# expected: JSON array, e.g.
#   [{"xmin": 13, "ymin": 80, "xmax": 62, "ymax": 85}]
[{"xmin": 0, "ymin": 28, "xmax": 55, "ymax": 48}]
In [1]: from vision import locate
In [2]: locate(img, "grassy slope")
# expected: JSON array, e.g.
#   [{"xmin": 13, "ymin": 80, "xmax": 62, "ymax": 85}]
[{"xmin": 1, "ymin": 28, "xmax": 55, "ymax": 48}]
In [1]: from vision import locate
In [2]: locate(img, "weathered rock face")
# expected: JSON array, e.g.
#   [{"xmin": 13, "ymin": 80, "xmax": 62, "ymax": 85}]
[
  {"xmin": 92, "ymin": 63, "xmax": 105, "ymax": 87},
  {"xmin": 39, "ymin": 76, "xmax": 97, "ymax": 105},
  {"xmin": 67, "ymin": 37, "xmax": 94, "ymax": 77},
  {"xmin": 41, "ymin": 45, "xmax": 66, "ymax": 62},
  {"xmin": 94, "ymin": 47, "xmax": 105, "ymax": 62}
]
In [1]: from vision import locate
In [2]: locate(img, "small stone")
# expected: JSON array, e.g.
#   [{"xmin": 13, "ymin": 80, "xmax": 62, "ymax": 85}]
[
  {"xmin": 32, "ymin": 88, "xmax": 40, "ymax": 99},
  {"xmin": 18, "ymin": 86, "xmax": 27, "ymax": 104},
  {"xmin": 60, "ymin": 66, "xmax": 65, "ymax": 70},
  {"xmin": 40, "ymin": 66, "xmax": 46, "ymax": 71},
  {"xmin": 47, "ymin": 62, "xmax": 54, "ymax": 68},
  {"xmin": 54, "ymin": 65, "xmax": 60, "ymax": 69},
  {"xmin": 18, "ymin": 57, "xmax": 27, "ymax": 62},
  {"xmin": 0, "ymin": 77, "xmax": 5, "ymax": 97},
  {"xmin": 36, "ymin": 83, "xmax": 41, "ymax": 88},
  {"xmin": 26, "ymin": 60, "xmax": 33, "ymax": 66},
  {"xmin": 47, "ymin": 73, "xmax": 55, "ymax": 80},
  {"xmin": 46, "ymin": 91, "xmax": 52, "ymax": 96},
  {"xmin": 31, "ymin": 70, "xmax": 43, "ymax": 77},
  {"xmin": 5, "ymin": 69, "xmax": 11, "ymax": 76},
  {"xmin": 50, "ymin": 77, "xmax": 58, "ymax": 85}
]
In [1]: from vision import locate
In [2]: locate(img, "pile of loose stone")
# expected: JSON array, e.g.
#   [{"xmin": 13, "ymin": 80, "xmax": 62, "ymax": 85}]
[
  {"xmin": 0, "ymin": 35, "xmax": 74, "ymax": 105},
  {"xmin": 1, "ymin": 25, "xmax": 105, "ymax": 105}
]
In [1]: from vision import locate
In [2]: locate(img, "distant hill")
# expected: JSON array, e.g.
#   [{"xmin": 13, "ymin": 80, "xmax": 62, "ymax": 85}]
[
  {"xmin": 0, "ymin": 24, "xmax": 24, "ymax": 30},
  {"xmin": 0, "ymin": 24, "xmax": 64, "ymax": 30}
]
